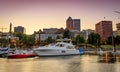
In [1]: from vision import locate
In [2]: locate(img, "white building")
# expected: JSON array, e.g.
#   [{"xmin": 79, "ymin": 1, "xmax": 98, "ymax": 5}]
[
  {"xmin": 80, "ymin": 29, "xmax": 95, "ymax": 40},
  {"xmin": 34, "ymin": 28, "xmax": 64, "ymax": 41}
]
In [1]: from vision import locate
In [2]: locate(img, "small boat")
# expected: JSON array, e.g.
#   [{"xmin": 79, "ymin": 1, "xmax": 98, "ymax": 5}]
[
  {"xmin": 8, "ymin": 54, "xmax": 36, "ymax": 58},
  {"xmin": 0, "ymin": 48, "xmax": 8, "ymax": 57},
  {"xmin": 34, "ymin": 42, "xmax": 84, "ymax": 57},
  {"xmin": 8, "ymin": 49, "xmax": 36, "ymax": 58}
]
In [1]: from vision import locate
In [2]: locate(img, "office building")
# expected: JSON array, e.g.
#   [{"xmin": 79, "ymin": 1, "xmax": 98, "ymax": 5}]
[
  {"xmin": 95, "ymin": 21, "xmax": 113, "ymax": 40},
  {"xmin": 14, "ymin": 26, "xmax": 25, "ymax": 34},
  {"xmin": 66, "ymin": 16, "xmax": 80, "ymax": 31}
]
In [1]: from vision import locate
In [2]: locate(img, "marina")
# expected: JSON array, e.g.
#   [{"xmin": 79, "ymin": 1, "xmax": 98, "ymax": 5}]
[{"xmin": 0, "ymin": 0, "xmax": 120, "ymax": 72}]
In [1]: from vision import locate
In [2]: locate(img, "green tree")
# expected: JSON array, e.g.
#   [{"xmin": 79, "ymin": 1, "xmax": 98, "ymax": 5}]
[
  {"xmin": 107, "ymin": 36, "xmax": 113, "ymax": 45},
  {"xmin": 56, "ymin": 35, "xmax": 60, "ymax": 39},
  {"xmin": 21, "ymin": 34, "xmax": 35, "ymax": 48},
  {"xmin": 13, "ymin": 32, "xmax": 23, "ymax": 40},
  {"xmin": 10, "ymin": 44, "xmax": 15, "ymax": 48},
  {"xmin": 13, "ymin": 33, "xmax": 36, "ymax": 48},
  {"xmin": 45, "ymin": 36, "xmax": 53, "ymax": 44},
  {"xmin": 75, "ymin": 35, "xmax": 85, "ymax": 46},
  {"xmin": 71, "ymin": 37, "xmax": 76, "ymax": 45},
  {"xmin": 63, "ymin": 28, "xmax": 71, "ymax": 39},
  {"xmin": 88, "ymin": 33, "xmax": 101, "ymax": 47},
  {"xmin": 0, "ymin": 38, "xmax": 8, "ymax": 47},
  {"xmin": 115, "ymin": 35, "xmax": 120, "ymax": 45}
]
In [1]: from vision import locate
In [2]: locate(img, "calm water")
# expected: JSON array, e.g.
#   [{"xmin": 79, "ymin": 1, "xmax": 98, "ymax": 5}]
[{"xmin": 0, "ymin": 55, "xmax": 120, "ymax": 72}]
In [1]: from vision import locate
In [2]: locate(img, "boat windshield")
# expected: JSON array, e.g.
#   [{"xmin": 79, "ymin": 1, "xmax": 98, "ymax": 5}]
[
  {"xmin": 55, "ymin": 44, "xmax": 65, "ymax": 47},
  {"xmin": 66, "ymin": 46, "xmax": 74, "ymax": 49}
]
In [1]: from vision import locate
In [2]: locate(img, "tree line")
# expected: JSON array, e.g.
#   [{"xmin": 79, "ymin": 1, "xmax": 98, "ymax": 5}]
[{"xmin": 0, "ymin": 29, "xmax": 120, "ymax": 48}]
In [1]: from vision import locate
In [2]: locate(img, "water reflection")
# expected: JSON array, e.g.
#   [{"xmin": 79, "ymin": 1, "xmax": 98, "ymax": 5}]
[
  {"xmin": 0, "ymin": 55, "xmax": 120, "ymax": 72},
  {"xmin": 98, "ymin": 52, "xmax": 120, "ymax": 63}
]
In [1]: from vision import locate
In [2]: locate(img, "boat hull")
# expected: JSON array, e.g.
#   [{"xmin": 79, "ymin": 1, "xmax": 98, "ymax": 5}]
[
  {"xmin": 0, "ymin": 48, "xmax": 8, "ymax": 57},
  {"xmin": 0, "ymin": 53, "xmax": 8, "ymax": 57},
  {"xmin": 34, "ymin": 49, "xmax": 83, "ymax": 57},
  {"xmin": 8, "ymin": 54, "xmax": 36, "ymax": 58}
]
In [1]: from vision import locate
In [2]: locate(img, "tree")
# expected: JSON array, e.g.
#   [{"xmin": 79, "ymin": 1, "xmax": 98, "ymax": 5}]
[
  {"xmin": 115, "ymin": 35, "xmax": 120, "ymax": 45},
  {"xmin": 63, "ymin": 28, "xmax": 71, "ymax": 39},
  {"xmin": 45, "ymin": 36, "xmax": 53, "ymax": 44},
  {"xmin": 21, "ymin": 34, "xmax": 35, "ymax": 48},
  {"xmin": 88, "ymin": 33, "xmax": 101, "ymax": 47},
  {"xmin": 10, "ymin": 44, "xmax": 15, "ymax": 48},
  {"xmin": 75, "ymin": 35, "xmax": 85, "ymax": 46},
  {"xmin": 71, "ymin": 37, "xmax": 76, "ymax": 45},
  {"xmin": 0, "ymin": 38, "xmax": 8, "ymax": 47},
  {"xmin": 56, "ymin": 35, "xmax": 60, "ymax": 39},
  {"xmin": 13, "ymin": 32, "xmax": 23, "ymax": 40},
  {"xmin": 107, "ymin": 36, "xmax": 113, "ymax": 45},
  {"xmin": 13, "ymin": 32, "xmax": 35, "ymax": 48}
]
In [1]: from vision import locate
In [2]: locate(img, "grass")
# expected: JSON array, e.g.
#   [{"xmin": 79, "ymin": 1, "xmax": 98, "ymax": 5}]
[
  {"xmin": 100, "ymin": 45, "xmax": 113, "ymax": 48},
  {"xmin": 115, "ymin": 45, "xmax": 120, "ymax": 48},
  {"xmin": 100, "ymin": 45, "xmax": 120, "ymax": 49}
]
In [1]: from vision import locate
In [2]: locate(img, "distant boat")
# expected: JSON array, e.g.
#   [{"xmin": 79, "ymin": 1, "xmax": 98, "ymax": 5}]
[
  {"xmin": 99, "ymin": 48, "xmax": 104, "ymax": 56},
  {"xmin": 34, "ymin": 42, "xmax": 84, "ymax": 57},
  {"xmin": 0, "ymin": 48, "xmax": 8, "ymax": 57},
  {"xmin": 8, "ymin": 49, "xmax": 36, "ymax": 58}
]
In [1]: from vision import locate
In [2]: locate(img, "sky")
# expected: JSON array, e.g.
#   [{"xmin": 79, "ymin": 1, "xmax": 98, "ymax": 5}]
[{"xmin": 0, "ymin": 0, "xmax": 120, "ymax": 34}]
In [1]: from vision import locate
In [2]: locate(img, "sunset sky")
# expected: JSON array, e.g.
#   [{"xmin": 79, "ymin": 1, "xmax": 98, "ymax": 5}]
[{"xmin": 0, "ymin": 0, "xmax": 120, "ymax": 34}]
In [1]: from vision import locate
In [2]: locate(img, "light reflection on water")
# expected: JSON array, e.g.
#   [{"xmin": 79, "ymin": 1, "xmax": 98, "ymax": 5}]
[{"xmin": 0, "ymin": 55, "xmax": 120, "ymax": 72}]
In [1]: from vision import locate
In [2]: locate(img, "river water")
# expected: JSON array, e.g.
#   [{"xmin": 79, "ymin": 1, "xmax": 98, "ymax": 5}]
[{"xmin": 0, "ymin": 55, "xmax": 120, "ymax": 72}]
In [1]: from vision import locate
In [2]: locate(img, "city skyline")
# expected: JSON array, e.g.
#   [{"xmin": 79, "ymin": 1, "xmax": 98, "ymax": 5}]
[{"xmin": 0, "ymin": 0, "xmax": 120, "ymax": 34}]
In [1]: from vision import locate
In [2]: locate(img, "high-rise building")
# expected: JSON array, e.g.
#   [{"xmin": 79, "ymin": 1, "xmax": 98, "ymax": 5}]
[
  {"xmin": 95, "ymin": 21, "xmax": 113, "ymax": 40},
  {"xmin": 66, "ymin": 16, "xmax": 73, "ymax": 30},
  {"xmin": 14, "ymin": 26, "xmax": 25, "ymax": 34},
  {"xmin": 116, "ymin": 23, "xmax": 120, "ymax": 36},
  {"xmin": 66, "ymin": 16, "xmax": 80, "ymax": 31},
  {"xmin": 73, "ymin": 19, "xmax": 80, "ymax": 31}
]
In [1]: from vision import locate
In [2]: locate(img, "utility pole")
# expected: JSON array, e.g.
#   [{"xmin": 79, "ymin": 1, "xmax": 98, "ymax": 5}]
[
  {"xmin": 112, "ymin": 35, "xmax": 116, "ymax": 52},
  {"xmin": 96, "ymin": 39, "xmax": 99, "ymax": 54},
  {"xmin": 112, "ymin": 35, "xmax": 116, "ymax": 62}
]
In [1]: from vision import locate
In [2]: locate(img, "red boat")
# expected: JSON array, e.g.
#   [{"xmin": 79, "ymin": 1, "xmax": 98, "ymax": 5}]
[
  {"xmin": 8, "ymin": 50, "xmax": 36, "ymax": 58},
  {"xmin": 8, "ymin": 54, "xmax": 36, "ymax": 58}
]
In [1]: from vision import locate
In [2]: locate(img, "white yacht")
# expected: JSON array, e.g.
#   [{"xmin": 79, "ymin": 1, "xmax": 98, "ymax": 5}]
[{"xmin": 34, "ymin": 42, "xmax": 84, "ymax": 57}]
